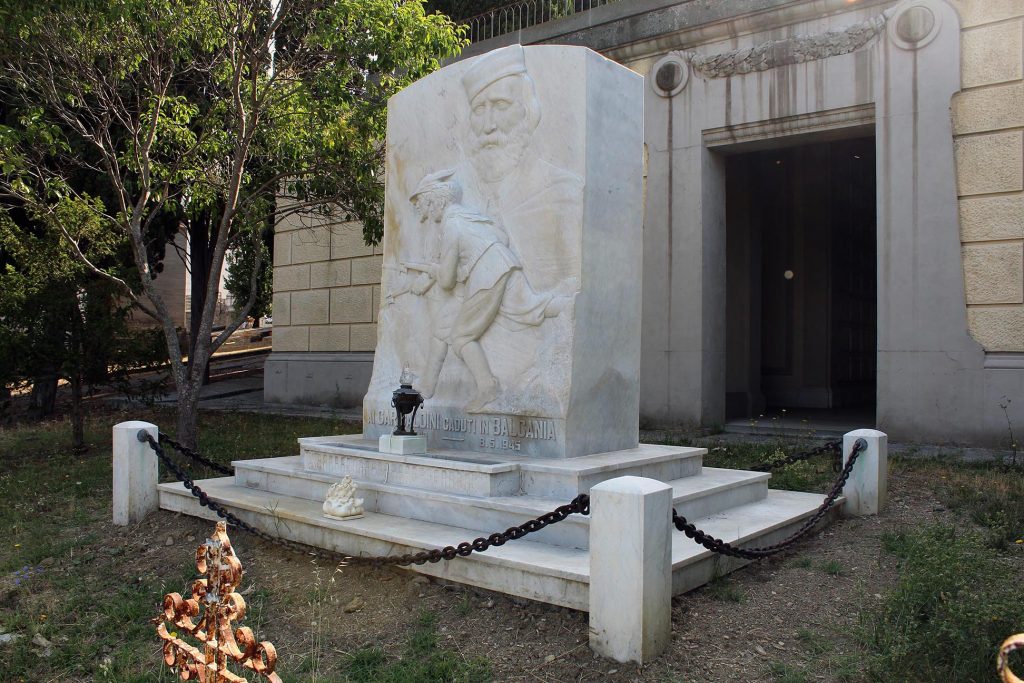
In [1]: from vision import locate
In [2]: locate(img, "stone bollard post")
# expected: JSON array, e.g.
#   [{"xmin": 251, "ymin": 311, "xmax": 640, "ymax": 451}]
[
  {"xmin": 842, "ymin": 429, "xmax": 888, "ymax": 516},
  {"xmin": 112, "ymin": 421, "xmax": 160, "ymax": 525},
  {"xmin": 589, "ymin": 476, "xmax": 673, "ymax": 664}
]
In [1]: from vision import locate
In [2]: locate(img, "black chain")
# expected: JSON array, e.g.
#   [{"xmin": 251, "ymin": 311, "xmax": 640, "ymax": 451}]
[
  {"xmin": 145, "ymin": 430, "xmax": 865, "ymax": 566},
  {"xmin": 672, "ymin": 438, "xmax": 867, "ymax": 559},
  {"xmin": 749, "ymin": 439, "xmax": 843, "ymax": 472},
  {"xmin": 158, "ymin": 433, "xmax": 234, "ymax": 476},
  {"xmin": 140, "ymin": 431, "xmax": 589, "ymax": 567}
]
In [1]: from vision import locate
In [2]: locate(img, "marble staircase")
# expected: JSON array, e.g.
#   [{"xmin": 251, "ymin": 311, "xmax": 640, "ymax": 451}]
[{"xmin": 158, "ymin": 435, "xmax": 837, "ymax": 609}]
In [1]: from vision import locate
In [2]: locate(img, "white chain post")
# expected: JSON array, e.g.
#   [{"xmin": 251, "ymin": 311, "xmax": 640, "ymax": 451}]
[
  {"xmin": 589, "ymin": 476, "xmax": 673, "ymax": 663},
  {"xmin": 842, "ymin": 429, "xmax": 888, "ymax": 516},
  {"xmin": 112, "ymin": 421, "xmax": 159, "ymax": 525}
]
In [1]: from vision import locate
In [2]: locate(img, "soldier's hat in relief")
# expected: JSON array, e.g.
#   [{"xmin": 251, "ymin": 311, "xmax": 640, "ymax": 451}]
[{"xmin": 461, "ymin": 44, "xmax": 527, "ymax": 102}]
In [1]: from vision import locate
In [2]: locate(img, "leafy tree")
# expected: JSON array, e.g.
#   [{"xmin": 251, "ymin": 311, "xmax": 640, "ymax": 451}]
[
  {"xmin": 0, "ymin": 0, "xmax": 464, "ymax": 447},
  {"xmin": 426, "ymin": 0, "xmax": 582, "ymax": 27},
  {"xmin": 426, "ymin": 1, "xmax": 510, "ymax": 20},
  {"xmin": 0, "ymin": 196, "xmax": 167, "ymax": 450},
  {"xmin": 224, "ymin": 224, "xmax": 273, "ymax": 326}
]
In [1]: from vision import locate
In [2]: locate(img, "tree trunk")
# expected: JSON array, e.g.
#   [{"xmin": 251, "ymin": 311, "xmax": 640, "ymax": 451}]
[
  {"xmin": 70, "ymin": 369, "xmax": 85, "ymax": 452},
  {"xmin": 176, "ymin": 383, "xmax": 201, "ymax": 450},
  {"xmin": 30, "ymin": 367, "xmax": 59, "ymax": 417},
  {"xmin": 188, "ymin": 216, "xmax": 214, "ymax": 387},
  {"xmin": 69, "ymin": 300, "xmax": 85, "ymax": 452}
]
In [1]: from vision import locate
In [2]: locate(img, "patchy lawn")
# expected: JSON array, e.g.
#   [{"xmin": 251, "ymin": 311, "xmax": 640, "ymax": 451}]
[{"xmin": 1, "ymin": 408, "xmax": 1022, "ymax": 682}]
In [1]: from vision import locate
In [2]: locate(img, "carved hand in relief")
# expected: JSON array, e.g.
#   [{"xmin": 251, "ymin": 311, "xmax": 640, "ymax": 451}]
[{"xmin": 410, "ymin": 271, "xmax": 435, "ymax": 296}]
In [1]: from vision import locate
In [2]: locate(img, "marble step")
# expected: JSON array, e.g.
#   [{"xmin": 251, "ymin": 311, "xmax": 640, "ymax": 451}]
[
  {"xmin": 232, "ymin": 457, "xmax": 770, "ymax": 549},
  {"xmin": 298, "ymin": 435, "xmax": 705, "ymax": 499},
  {"xmin": 158, "ymin": 478, "xmax": 834, "ymax": 610}
]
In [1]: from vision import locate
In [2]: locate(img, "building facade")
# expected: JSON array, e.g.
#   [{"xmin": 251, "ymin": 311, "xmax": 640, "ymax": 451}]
[{"xmin": 266, "ymin": 0, "xmax": 1024, "ymax": 447}]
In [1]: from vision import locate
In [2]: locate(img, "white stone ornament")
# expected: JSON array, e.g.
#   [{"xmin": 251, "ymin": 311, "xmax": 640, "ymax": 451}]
[{"xmin": 322, "ymin": 476, "xmax": 365, "ymax": 521}]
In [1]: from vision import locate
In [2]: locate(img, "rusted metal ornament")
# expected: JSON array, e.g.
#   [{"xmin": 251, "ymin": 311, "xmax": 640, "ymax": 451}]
[
  {"xmin": 999, "ymin": 633, "xmax": 1024, "ymax": 683},
  {"xmin": 153, "ymin": 522, "xmax": 282, "ymax": 682}
]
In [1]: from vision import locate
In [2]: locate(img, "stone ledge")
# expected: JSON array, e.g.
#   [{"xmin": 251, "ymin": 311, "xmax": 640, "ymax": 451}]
[{"xmin": 984, "ymin": 352, "xmax": 1024, "ymax": 369}]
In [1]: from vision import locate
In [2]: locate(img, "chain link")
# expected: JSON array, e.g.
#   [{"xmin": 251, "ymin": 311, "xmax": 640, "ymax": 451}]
[
  {"xmin": 158, "ymin": 433, "xmax": 234, "ymax": 476},
  {"xmin": 141, "ymin": 431, "xmax": 589, "ymax": 567},
  {"xmin": 748, "ymin": 439, "xmax": 843, "ymax": 472},
  {"xmin": 144, "ymin": 430, "xmax": 865, "ymax": 566},
  {"xmin": 672, "ymin": 438, "xmax": 867, "ymax": 559}
]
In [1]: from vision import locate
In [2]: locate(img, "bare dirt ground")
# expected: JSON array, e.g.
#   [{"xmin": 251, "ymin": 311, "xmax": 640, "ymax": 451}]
[{"xmin": 109, "ymin": 466, "xmax": 959, "ymax": 682}]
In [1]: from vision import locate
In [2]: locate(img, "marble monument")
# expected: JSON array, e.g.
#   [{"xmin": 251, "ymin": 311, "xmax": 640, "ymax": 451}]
[{"xmin": 363, "ymin": 44, "xmax": 644, "ymax": 458}]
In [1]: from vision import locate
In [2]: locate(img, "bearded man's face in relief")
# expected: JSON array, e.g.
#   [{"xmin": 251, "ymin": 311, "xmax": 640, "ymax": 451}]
[{"xmin": 468, "ymin": 76, "xmax": 535, "ymax": 183}]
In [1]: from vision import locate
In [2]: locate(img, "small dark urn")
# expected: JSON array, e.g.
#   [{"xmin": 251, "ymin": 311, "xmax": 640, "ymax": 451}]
[{"xmin": 391, "ymin": 369, "xmax": 423, "ymax": 436}]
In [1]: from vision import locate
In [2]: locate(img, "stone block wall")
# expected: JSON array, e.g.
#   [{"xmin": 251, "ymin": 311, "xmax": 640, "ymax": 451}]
[
  {"xmin": 271, "ymin": 215, "xmax": 381, "ymax": 354},
  {"xmin": 952, "ymin": 0, "xmax": 1024, "ymax": 352}
]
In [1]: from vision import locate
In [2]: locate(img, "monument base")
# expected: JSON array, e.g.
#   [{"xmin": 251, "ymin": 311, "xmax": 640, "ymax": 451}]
[
  {"xmin": 158, "ymin": 435, "xmax": 836, "ymax": 608},
  {"xmin": 378, "ymin": 434, "xmax": 427, "ymax": 455}
]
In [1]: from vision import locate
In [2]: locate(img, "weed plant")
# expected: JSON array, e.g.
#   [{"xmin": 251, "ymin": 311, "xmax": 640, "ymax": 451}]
[
  {"xmin": 864, "ymin": 524, "xmax": 1024, "ymax": 682},
  {"xmin": 705, "ymin": 575, "xmax": 744, "ymax": 603},
  {"xmin": 928, "ymin": 463, "xmax": 1024, "ymax": 548},
  {"xmin": 702, "ymin": 442, "xmax": 835, "ymax": 492},
  {"xmin": 345, "ymin": 610, "xmax": 491, "ymax": 682}
]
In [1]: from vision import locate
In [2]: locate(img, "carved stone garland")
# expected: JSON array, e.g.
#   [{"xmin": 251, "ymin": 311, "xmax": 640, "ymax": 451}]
[
  {"xmin": 154, "ymin": 522, "xmax": 282, "ymax": 682},
  {"xmin": 688, "ymin": 14, "xmax": 888, "ymax": 78}
]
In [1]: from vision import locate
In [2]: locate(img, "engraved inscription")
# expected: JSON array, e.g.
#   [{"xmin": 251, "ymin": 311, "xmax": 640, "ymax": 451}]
[{"xmin": 366, "ymin": 410, "xmax": 557, "ymax": 447}]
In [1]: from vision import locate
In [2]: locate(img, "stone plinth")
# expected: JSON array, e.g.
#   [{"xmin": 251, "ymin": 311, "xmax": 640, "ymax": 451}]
[
  {"xmin": 378, "ymin": 434, "xmax": 427, "ymax": 455},
  {"xmin": 362, "ymin": 44, "xmax": 644, "ymax": 458},
  {"xmin": 112, "ymin": 421, "xmax": 159, "ymax": 525},
  {"xmin": 589, "ymin": 476, "xmax": 672, "ymax": 664}
]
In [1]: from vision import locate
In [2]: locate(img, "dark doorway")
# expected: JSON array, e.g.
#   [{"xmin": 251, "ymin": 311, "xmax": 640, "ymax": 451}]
[{"xmin": 725, "ymin": 136, "xmax": 876, "ymax": 423}]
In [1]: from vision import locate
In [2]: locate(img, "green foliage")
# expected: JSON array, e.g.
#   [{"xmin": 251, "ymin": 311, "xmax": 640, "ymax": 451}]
[
  {"xmin": 699, "ymin": 442, "xmax": 836, "ymax": 492},
  {"xmin": 345, "ymin": 608, "xmax": 492, "ymax": 682},
  {"xmin": 705, "ymin": 575, "xmax": 744, "ymax": 603},
  {"xmin": 769, "ymin": 662, "xmax": 809, "ymax": 683},
  {"xmin": 1, "ymin": 0, "xmax": 465, "ymax": 249},
  {"xmin": 425, "ymin": 1, "xmax": 510, "ymax": 20},
  {"xmin": 224, "ymin": 227, "xmax": 273, "ymax": 321},
  {"xmin": 864, "ymin": 525, "xmax": 1024, "ymax": 682},
  {"xmin": 927, "ymin": 462, "xmax": 1024, "ymax": 549},
  {"xmin": 0, "ymin": 195, "xmax": 167, "ymax": 419},
  {"xmin": 788, "ymin": 556, "xmax": 813, "ymax": 569},
  {"xmin": 818, "ymin": 559, "xmax": 844, "ymax": 576}
]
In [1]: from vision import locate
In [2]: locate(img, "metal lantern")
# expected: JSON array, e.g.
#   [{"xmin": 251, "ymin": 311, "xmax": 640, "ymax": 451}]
[{"xmin": 391, "ymin": 368, "xmax": 423, "ymax": 436}]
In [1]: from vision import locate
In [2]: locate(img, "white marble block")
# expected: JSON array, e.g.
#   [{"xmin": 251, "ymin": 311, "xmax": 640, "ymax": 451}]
[
  {"xmin": 842, "ymin": 429, "xmax": 888, "ymax": 516},
  {"xmin": 112, "ymin": 421, "xmax": 159, "ymax": 526},
  {"xmin": 588, "ymin": 476, "xmax": 672, "ymax": 664},
  {"xmin": 378, "ymin": 434, "xmax": 427, "ymax": 455},
  {"xmin": 362, "ymin": 44, "xmax": 644, "ymax": 458}
]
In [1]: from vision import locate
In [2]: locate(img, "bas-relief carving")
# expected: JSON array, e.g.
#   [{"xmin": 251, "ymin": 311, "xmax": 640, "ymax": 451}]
[
  {"xmin": 396, "ymin": 169, "xmax": 572, "ymax": 412},
  {"xmin": 687, "ymin": 13, "xmax": 889, "ymax": 79},
  {"xmin": 370, "ymin": 44, "xmax": 584, "ymax": 436}
]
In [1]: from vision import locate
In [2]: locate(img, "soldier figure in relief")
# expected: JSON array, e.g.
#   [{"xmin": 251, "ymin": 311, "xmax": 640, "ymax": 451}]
[{"xmin": 405, "ymin": 169, "xmax": 569, "ymax": 413}]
